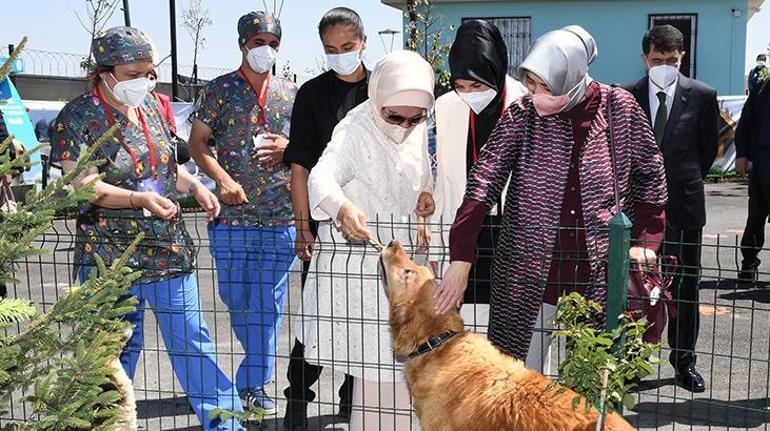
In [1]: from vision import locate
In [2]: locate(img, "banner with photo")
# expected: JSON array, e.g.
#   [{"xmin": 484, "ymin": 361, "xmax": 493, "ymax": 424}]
[{"xmin": 714, "ymin": 95, "xmax": 747, "ymax": 174}]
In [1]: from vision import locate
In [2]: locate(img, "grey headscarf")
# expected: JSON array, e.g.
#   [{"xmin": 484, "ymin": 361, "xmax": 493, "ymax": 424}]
[{"xmin": 518, "ymin": 25, "xmax": 598, "ymax": 112}]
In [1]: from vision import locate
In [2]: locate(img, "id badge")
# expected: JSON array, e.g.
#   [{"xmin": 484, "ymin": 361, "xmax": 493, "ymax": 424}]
[
  {"xmin": 253, "ymin": 133, "xmax": 272, "ymax": 162},
  {"xmin": 137, "ymin": 177, "xmax": 163, "ymax": 217}
]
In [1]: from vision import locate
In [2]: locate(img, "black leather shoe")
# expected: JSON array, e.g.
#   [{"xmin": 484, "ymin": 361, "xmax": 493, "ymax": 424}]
[
  {"xmin": 282, "ymin": 399, "xmax": 308, "ymax": 430},
  {"xmin": 674, "ymin": 364, "xmax": 706, "ymax": 393},
  {"xmin": 738, "ymin": 259, "xmax": 760, "ymax": 282}
]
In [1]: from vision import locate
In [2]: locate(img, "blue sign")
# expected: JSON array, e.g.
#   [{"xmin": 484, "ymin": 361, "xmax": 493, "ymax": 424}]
[
  {"xmin": 0, "ymin": 56, "xmax": 24, "ymax": 74},
  {"xmin": 0, "ymin": 76, "xmax": 42, "ymax": 185}
]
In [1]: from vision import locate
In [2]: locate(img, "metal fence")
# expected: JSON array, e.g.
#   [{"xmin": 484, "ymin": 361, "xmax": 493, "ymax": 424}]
[
  {"xmin": 2, "ymin": 210, "xmax": 770, "ymax": 430},
  {"xmin": 11, "ymin": 47, "xmax": 231, "ymax": 82}
]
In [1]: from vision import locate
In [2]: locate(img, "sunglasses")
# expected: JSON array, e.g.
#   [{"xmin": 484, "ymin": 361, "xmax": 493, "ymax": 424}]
[{"xmin": 382, "ymin": 109, "xmax": 428, "ymax": 126}]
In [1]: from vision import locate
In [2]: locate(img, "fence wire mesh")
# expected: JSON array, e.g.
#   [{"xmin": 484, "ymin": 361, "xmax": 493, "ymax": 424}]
[{"xmin": 2, "ymin": 209, "xmax": 769, "ymax": 430}]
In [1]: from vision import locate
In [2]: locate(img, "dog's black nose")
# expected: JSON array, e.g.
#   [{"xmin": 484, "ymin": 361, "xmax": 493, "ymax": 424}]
[{"xmin": 388, "ymin": 240, "xmax": 400, "ymax": 248}]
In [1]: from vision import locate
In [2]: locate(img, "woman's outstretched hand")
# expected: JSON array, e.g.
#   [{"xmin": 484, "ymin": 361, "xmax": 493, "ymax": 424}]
[
  {"xmin": 337, "ymin": 202, "xmax": 371, "ymax": 241},
  {"xmin": 434, "ymin": 261, "xmax": 471, "ymax": 314}
]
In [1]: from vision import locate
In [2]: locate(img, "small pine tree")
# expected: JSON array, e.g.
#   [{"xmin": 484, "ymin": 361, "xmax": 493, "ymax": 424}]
[
  {"xmin": 1, "ymin": 40, "xmax": 140, "ymax": 430},
  {"xmin": 548, "ymin": 292, "xmax": 659, "ymax": 426}
]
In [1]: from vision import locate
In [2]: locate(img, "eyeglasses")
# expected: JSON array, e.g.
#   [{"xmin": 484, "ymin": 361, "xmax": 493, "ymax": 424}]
[{"xmin": 382, "ymin": 109, "xmax": 428, "ymax": 126}]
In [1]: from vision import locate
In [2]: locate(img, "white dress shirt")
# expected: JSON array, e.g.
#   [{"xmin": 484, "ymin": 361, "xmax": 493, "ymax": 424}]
[{"xmin": 648, "ymin": 77, "xmax": 678, "ymax": 126}]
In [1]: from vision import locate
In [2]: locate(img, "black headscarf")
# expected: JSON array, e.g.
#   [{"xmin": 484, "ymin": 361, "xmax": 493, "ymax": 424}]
[{"xmin": 448, "ymin": 20, "xmax": 509, "ymax": 173}]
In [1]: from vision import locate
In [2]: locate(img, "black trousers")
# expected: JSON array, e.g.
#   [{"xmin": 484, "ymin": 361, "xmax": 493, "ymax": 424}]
[
  {"xmin": 662, "ymin": 227, "xmax": 703, "ymax": 367},
  {"xmin": 740, "ymin": 170, "xmax": 770, "ymax": 264},
  {"xmin": 464, "ymin": 216, "xmax": 500, "ymax": 304},
  {"xmin": 284, "ymin": 220, "xmax": 354, "ymax": 406}
]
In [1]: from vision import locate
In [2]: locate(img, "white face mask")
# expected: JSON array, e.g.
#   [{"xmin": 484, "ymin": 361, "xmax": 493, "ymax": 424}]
[
  {"xmin": 106, "ymin": 73, "xmax": 149, "ymax": 108},
  {"xmin": 648, "ymin": 64, "xmax": 679, "ymax": 90},
  {"xmin": 147, "ymin": 79, "xmax": 157, "ymax": 93},
  {"xmin": 457, "ymin": 88, "xmax": 497, "ymax": 114},
  {"xmin": 327, "ymin": 50, "xmax": 362, "ymax": 76},
  {"xmin": 246, "ymin": 45, "xmax": 278, "ymax": 73},
  {"xmin": 758, "ymin": 60, "xmax": 767, "ymax": 68},
  {"xmin": 372, "ymin": 108, "xmax": 418, "ymax": 145}
]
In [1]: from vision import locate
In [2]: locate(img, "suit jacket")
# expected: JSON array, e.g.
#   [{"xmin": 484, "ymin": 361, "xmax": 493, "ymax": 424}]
[
  {"xmin": 735, "ymin": 80, "xmax": 769, "ymax": 161},
  {"xmin": 625, "ymin": 74, "xmax": 719, "ymax": 231}
]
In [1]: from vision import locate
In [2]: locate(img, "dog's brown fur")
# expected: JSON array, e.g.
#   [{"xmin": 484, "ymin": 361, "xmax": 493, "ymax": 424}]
[{"xmin": 380, "ymin": 241, "xmax": 633, "ymax": 431}]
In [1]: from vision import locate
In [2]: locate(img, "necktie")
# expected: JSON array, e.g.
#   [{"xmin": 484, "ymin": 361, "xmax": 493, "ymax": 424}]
[{"xmin": 653, "ymin": 91, "xmax": 668, "ymax": 146}]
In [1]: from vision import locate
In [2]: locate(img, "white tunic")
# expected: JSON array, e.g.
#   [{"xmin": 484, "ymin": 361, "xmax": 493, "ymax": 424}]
[{"xmin": 297, "ymin": 101, "xmax": 432, "ymax": 382}]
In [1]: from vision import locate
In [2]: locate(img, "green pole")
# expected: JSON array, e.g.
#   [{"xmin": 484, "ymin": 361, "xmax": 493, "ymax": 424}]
[{"xmin": 606, "ymin": 211, "xmax": 631, "ymax": 332}]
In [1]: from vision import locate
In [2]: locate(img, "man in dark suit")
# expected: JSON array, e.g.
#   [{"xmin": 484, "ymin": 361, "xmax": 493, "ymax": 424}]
[
  {"xmin": 626, "ymin": 24, "xmax": 718, "ymax": 393},
  {"xmin": 735, "ymin": 78, "xmax": 770, "ymax": 281}
]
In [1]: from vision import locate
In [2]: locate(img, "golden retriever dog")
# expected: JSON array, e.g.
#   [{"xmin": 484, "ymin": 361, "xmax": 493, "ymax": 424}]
[{"xmin": 379, "ymin": 240, "xmax": 633, "ymax": 431}]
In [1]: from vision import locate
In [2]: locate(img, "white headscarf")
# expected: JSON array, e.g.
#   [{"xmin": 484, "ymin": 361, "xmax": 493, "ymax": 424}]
[
  {"xmin": 368, "ymin": 50, "xmax": 435, "ymax": 144},
  {"xmin": 518, "ymin": 25, "xmax": 598, "ymax": 112}
]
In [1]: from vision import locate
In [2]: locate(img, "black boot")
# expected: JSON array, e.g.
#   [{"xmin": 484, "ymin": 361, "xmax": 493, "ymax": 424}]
[
  {"xmin": 282, "ymin": 339, "xmax": 322, "ymax": 430},
  {"xmin": 738, "ymin": 258, "xmax": 761, "ymax": 283}
]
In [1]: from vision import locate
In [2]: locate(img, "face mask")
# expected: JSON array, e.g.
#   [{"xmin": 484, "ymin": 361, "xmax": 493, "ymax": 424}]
[
  {"xmin": 147, "ymin": 79, "xmax": 157, "ymax": 93},
  {"xmin": 372, "ymin": 108, "xmax": 417, "ymax": 145},
  {"xmin": 758, "ymin": 60, "xmax": 767, "ymax": 68},
  {"xmin": 531, "ymin": 77, "xmax": 584, "ymax": 117},
  {"xmin": 457, "ymin": 88, "xmax": 497, "ymax": 114},
  {"xmin": 648, "ymin": 64, "xmax": 679, "ymax": 90},
  {"xmin": 106, "ymin": 73, "xmax": 149, "ymax": 108},
  {"xmin": 246, "ymin": 45, "xmax": 278, "ymax": 73},
  {"xmin": 327, "ymin": 50, "xmax": 362, "ymax": 76}
]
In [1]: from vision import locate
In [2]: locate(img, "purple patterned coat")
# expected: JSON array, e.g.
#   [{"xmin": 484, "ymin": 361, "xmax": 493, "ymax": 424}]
[{"xmin": 464, "ymin": 85, "xmax": 668, "ymax": 359}]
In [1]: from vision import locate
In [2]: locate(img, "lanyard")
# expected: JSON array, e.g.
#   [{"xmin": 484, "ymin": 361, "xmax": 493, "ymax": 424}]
[
  {"xmin": 468, "ymin": 85, "xmax": 507, "ymax": 163},
  {"xmin": 94, "ymin": 85, "xmax": 158, "ymax": 178},
  {"xmin": 238, "ymin": 66, "xmax": 271, "ymax": 130}
]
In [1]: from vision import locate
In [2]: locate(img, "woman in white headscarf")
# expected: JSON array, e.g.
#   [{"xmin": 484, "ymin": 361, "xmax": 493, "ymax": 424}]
[
  {"xmin": 437, "ymin": 25, "xmax": 668, "ymax": 374},
  {"xmin": 298, "ymin": 50, "xmax": 435, "ymax": 430}
]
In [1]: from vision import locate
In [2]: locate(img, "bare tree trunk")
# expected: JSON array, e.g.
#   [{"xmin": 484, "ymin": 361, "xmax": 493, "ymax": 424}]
[
  {"xmin": 407, "ymin": 0, "xmax": 417, "ymax": 47},
  {"xmin": 87, "ymin": 5, "xmax": 99, "ymax": 65},
  {"xmin": 192, "ymin": 32, "xmax": 199, "ymax": 84}
]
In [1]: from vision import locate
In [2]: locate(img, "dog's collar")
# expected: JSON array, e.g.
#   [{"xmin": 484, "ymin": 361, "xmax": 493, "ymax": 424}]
[{"xmin": 408, "ymin": 331, "xmax": 458, "ymax": 359}]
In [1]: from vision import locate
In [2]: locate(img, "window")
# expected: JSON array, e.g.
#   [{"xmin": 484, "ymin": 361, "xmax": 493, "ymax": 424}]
[
  {"xmin": 648, "ymin": 14, "xmax": 698, "ymax": 78},
  {"xmin": 462, "ymin": 17, "xmax": 531, "ymax": 76}
]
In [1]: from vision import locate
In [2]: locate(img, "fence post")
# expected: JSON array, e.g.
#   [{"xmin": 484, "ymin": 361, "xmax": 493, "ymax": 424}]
[{"xmin": 606, "ymin": 211, "xmax": 631, "ymax": 331}]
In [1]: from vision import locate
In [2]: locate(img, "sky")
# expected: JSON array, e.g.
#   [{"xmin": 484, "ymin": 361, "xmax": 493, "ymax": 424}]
[
  {"xmin": 1, "ymin": 0, "xmax": 405, "ymax": 83},
  {"xmin": 1, "ymin": 0, "xmax": 769, "ymax": 85}
]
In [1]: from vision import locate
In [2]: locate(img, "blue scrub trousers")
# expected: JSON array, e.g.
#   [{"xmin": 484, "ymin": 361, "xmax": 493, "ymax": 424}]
[
  {"xmin": 208, "ymin": 223, "xmax": 296, "ymax": 393},
  {"xmin": 80, "ymin": 270, "xmax": 244, "ymax": 431}
]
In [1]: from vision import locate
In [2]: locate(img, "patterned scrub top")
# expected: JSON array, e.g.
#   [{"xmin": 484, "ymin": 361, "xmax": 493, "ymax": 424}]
[
  {"xmin": 192, "ymin": 71, "xmax": 297, "ymax": 226},
  {"xmin": 50, "ymin": 92, "xmax": 195, "ymax": 284}
]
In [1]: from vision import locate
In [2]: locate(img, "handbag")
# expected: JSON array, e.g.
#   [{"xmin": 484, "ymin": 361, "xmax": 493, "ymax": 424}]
[{"xmin": 605, "ymin": 85, "xmax": 676, "ymax": 344}]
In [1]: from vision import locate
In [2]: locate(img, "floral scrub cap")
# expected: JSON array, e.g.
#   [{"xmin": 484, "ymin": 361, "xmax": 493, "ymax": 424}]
[
  {"xmin": 237, "ymin": 11, "xmax": 282, "ymax": 46},
  {"xmin": 92, "ymin": 26, "xmax": 156, "ymax": 67}
]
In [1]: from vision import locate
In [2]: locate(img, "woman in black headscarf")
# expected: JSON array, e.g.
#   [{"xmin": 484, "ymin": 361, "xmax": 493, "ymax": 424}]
[{"xmin": 431, "ymin": 20, "xmax": 527, "ymax": 328}]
